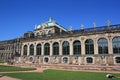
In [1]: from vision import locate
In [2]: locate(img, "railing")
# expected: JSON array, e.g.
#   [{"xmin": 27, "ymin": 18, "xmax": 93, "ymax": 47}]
[
  {"xmin": 72, "ymin": 24, "xmax": 120, "ymax": 33},
  {"xmin": 84, "ymin": 24, "xmax": 120, "ymax": 32}
]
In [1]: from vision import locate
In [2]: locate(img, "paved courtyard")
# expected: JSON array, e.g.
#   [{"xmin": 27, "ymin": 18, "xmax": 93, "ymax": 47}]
[{"xmin": 0, "ymin": 76, "xmax": 21, "ymax": 80}]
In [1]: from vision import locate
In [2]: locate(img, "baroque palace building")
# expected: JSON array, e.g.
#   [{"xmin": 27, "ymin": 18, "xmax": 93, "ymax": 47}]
[{"xmin": 0, "ymin": 17, "xmax": 120, "ymax": 66}]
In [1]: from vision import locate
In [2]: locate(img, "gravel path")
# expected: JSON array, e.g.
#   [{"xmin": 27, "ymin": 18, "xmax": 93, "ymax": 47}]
[
  {"xmin": 0, "ymin": 76, "xmax": 21, "ymax": 80},
  {"xmin": 0, "ymin": 67, "xmax": 46, "ymax": 80}
]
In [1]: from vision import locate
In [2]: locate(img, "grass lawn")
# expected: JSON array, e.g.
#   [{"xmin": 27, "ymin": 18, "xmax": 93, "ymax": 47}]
[
  {"xmin": 5, "ymin": 69, "xmax": 120, "ymax": 80},
  {"xmin": 0, "ymin": 65, "xmax": 36, "ymax": 72}
]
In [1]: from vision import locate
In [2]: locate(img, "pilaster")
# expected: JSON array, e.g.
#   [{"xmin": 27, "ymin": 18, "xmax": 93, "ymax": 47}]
[
  {"xmin": 41, "ymin": 42, "xmax": 44, "ymax": 56},
  {"xmin": 108, "ymin": 37, "xmax": 113, "ymax": 54},
  {"xmin": 21, "ymin": 45, "xmax": 23, "ymax": 56},
  {"xmin": 70, "ymin": 41, "xmax": 73, "ymax": 55},
  {"xmin": 50, "ymin": 41, "xmax": 53, "ymax": 56},
  {"xmin": 81, "ymin": 38, "xmax": 85, "ymax": 55},
  {"xmin": 27, "ymin": 45, "xmax": 29, "ymax": 56},
  {"xmin": 34, "ymin": 44, "xmax": 36, "ymax": 56},
  {"xmin": 59, "ymin": 40, "xmax": 62, "ymax": 56},
  {"xmin": 94, "ymin": 38, "xmax": 98, "ymax": 55}
]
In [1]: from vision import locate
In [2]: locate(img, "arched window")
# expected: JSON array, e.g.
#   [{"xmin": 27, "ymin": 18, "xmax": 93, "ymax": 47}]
[
  {"xmin": 48, "ymin": 30, "xmax": 52, "ymax": 35},
  {"xmin": 98, "ymin": 38, "xmax": 108, "ymax": 54},
  {"xmin": 36, "ymin": 32, "xmax": 40, "ymax": 36},
  {"xmin": 23, "ymin": 45, "xmax": 27, "ymax": 55},
  {"xmin": 30, "ymin": 44, "xmax": 34, "ymax": 55},
  {"xmin": 44, "ymin": 43, "xmax": 50, "ymax": 55},
  {"xmin": 112, "ymin": 37, "xmax": 120, "ymax": 54},
  {"xmin": 115, "ymin": 57, "xmax": 120, "ymax": 63},
  {"xmin": 85, "ymin": 39, "xmax": 94, "ymax": 54},
  {"xmin": 73, "ymin": 40, "xmax": 81, "ymax": 55},
  {"xmin": 62, "ymin": 41, "xmax": 69, "ymax": 55},
  {"xmin": 36, "ymin": 44, "xmax": 41, "ymax": 55},
  {"xmin": 53, "ymin": 42, "xmax": 59, "ymax": 55},
  {"xmin": 86, "ymin": 57, "xmax": 93, "ymax": 63}
]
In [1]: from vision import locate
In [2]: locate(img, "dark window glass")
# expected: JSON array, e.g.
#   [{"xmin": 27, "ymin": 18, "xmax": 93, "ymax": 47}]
[
  {"xmin": 23, "ymin": 45, "xmax": 27, "ymax": 55},
  {"xmin": 113, "ymin": 37, "xmax": 120, "ymax": 54},
  {"xmin": 36, "ymin": 44, "xmax": 41, "ymax": 55},
  {"xmin": 44, "ymin": 43, "xmax": 50, "ymax": 55},
  {"xmin": 98, "ymin": 38, "xmax": 108, "ymax": 54},
  {"xmin": 30, "ymin": 44, "xmax": 34, "ymax": 55},
  {"xmin": 115, "ymin": 57, "xmax": 120, "ymax": 63},
  {"xmin": 73, "ymin": 40, "xmax": 81, "ymax": 55},
  {"xmin": 53, "ymin": 42, "xmax": 59, "ymax": 55},
  {"xmin": 36, "ymin": 32, "xmax": 40, "ymax": 36},
  {"xmin": 44, "ymin": 57, "xmax": 49, "ymax": 62},
  {"xmin": 48, "ymin": 30, "xmax": 52, "ymax": 35},
  {"xmin": 62, "ymin": 41, "xmax": 69, "ymax": 55},
  {"xmin": 63, "ymin": 57, "xmax": 68, "ymax": 63},
  {"xmin": 85, "ymin": 39, "xmax": 94, "ymax": 55},
  {"xmin": 86, "ymin": 57, "xmax": 93, "ymax": 63}
]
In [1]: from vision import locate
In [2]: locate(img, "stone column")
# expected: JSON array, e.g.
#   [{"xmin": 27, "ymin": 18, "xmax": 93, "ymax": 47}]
[
  {"xmin": 108, "ymin": 37, "xmax": 113, "ymax": 54},
  {"xmin": 81, "ymin": 38, "xmax": 85, "ymax": 55},
  {"xmin": 94, "ymin": 38, "xmax": 98, "ymax": 55},
  {"xmin": 41, "ymin": 43, "xmax": 44, "ymax": 56},
  {"xmin": 81, "ymin": 37, "xmax": 86, "ymax": 65},
  {"xmin": 27, "ymin": 45, "xmax": 29, "ymax": 56},
  {"xmin": 18, "ymin": 43, "xmax": 21, "ymax": 55},
  {"xmin": 50, "ymin": 42, "xmax": 53, "ymax": 56},
  {"xmin": 34, "ymin": 44, "xmax": 36, "ymax": 56},
  {"xmin": 59, "ymin": 41, "xmax": 62, "ymax": 56},
  {"xmin": 70, "ymin": 41, "xmax": 73, "ymax": 55},
  {"xmin": 21, "ymin": 45, "xmax": 23, "ymax": 56},
  {"xmin": 33, "ymin": 44, "xmax": 37, "ymax": 62}
]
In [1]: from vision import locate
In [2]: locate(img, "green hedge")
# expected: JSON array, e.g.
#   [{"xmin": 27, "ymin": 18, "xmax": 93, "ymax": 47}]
[{"xmin": 0, "ymin": 65, "xmax": 36, "ymax": 72}]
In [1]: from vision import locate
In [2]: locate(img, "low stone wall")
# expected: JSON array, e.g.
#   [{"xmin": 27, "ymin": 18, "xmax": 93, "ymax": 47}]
[
  {"xmin": 14, "ymin": 63, "xmax": 120, "ymax": 72},
  {"xmin": 40, "ymin": 64, "xmax": 120, "ymax": 72}
]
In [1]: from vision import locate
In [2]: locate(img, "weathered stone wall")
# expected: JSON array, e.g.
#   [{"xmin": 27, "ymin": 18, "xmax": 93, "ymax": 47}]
[{"xmin": 20, "ymin": 32, "xmax": 120, "ymax": 65}]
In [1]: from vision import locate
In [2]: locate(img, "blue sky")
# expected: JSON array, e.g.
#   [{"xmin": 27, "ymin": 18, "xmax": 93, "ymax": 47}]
[{"xmin": 0, "ymin": 0, "xmax": 120, "ymax": 41}]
